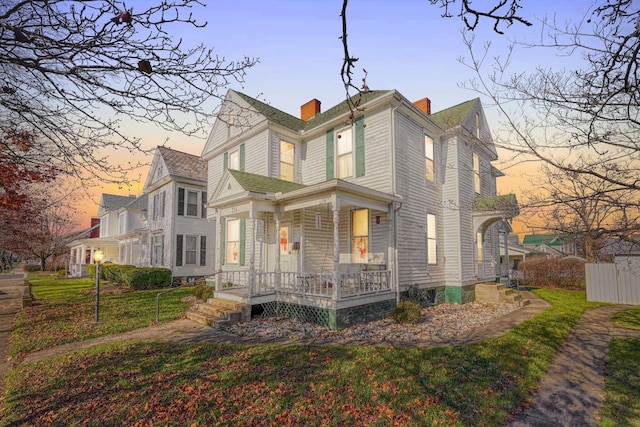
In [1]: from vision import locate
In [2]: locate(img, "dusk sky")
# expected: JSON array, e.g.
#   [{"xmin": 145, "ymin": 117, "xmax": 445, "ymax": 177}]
[{"xmin": 87, "ymin": 0, "xmax": 591, "ymax": 236}]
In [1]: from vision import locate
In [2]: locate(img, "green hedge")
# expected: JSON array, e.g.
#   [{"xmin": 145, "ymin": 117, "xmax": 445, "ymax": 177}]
[
  {"xmin": 124, "ymin": 268, "xmax": 172, "ymax": 290},
  {"xmin": 102, "ymin": 264, "xmax": 136, "ymax": 284},
  {"xmin": 86, "ymin": 264, "xmax": 96, "ymax": 278}
]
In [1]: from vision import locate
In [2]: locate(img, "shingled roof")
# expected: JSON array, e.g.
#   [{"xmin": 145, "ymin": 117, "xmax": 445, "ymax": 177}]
[
  {"xmin": 228, "ymin": 169, "xmax": 306, "ymax": 194},
  {"xmin": 430, "ymin": 98, "xmax": 478, "ymax": 130},
  {"xmin": 100, "ymin": 194, "xmax": 137, "ymax": 212},
  {"xmin": 235, "ymin": 92, "xmax": 306, "ymax": 131},
  {"xmin": 157, "ymin": 146, "xmax": 207, "ymax": 182}
]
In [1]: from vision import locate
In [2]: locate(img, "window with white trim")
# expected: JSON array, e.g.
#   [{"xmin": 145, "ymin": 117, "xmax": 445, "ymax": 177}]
[
  {"xmin": 425, "ymin": 134, "xmax": 434, "ymax": 183},
  {"xmin": 336, "ymin": 127, "xmax": 353, "ymax": 179},
  {"xmin": 476, "ymin": 231, "xmax": 483, "ymax": 263},
  {"xmin": 475, "ymin": 113, "xmax": 480, "ymax": 139},
  {"xmin": 153, "ymin": 191, "xmax": 165, "ymax": 220},
  {"xmin": 280, "ymin": 140, "xmax": 295, "ymax": 182},
  {"xmin": 153, "ymin": 234, "xmax": 164, "ymax": 266},
  {"xmin": 226, "ymin": 219, "xmax": 240, "ymax": 265},
  {"xmin": 228, "ymin": 149, "xmax": 240, "ymax": 170},
  {"xmin": 426, "ymin": 214, "xmax": 437, "ymax": 265},
  {"xmin": 473, "ymin": 153, "xmax": 480, "ymax": 194},
  {"xmin": 185, "ymin": 235, "xmax": 197, "ymax": 265},
  {"xmin": 118, "ymin": 212, "xmax": 126, "ymax": 235},
  {"xmin": 351, "ymin": 208, "xmax": 369, "ymax": 263}
]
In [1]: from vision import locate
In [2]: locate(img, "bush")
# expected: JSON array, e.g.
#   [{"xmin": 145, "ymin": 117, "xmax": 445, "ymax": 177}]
[
  {"xmin": 102, "ymin": 264, "xmax": 136, "ymax": 284},
  {"xmin": 519, "ymin": 257, "xmax": 586, "ymax": 290},
  {"xmin": 86, "ymin": 264, "xmax": 96, "ymax": 278},
  {"xmin": 392, "ymin": 300, "xmax": 422, "ymax": 324},
  {"xmin": 23, "ymin": 264, "xmax": 42, "ymax": 272},
  {"xmin": 192, "ymin": 283, "xmax": 213, "ymax": 301},
  {"xmin": 124, "ymin": 268, "xmax": 172, "ymax": 290}
]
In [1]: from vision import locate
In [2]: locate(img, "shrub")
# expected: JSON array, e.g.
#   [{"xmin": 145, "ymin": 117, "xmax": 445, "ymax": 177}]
[
  {"xmin": 23, "ymin": 264, "xmax": 41, "ymax": 272},
  {"xmin": 124, "ymin": 268, "xmax": 172, "ymax": 290},
  {"xmin": 102, "ymin": 264, "xmax": 136, "ymax": 284},
  {"xmin": 86, "ymin": 264, "xmax": 96, "ymax": 278},
  {"xmin": 392, "ymin": 300, "xmax": 422, "ymax": 324},
  {"xmin": 519, "ymin": 257, "xmax": 586, "ymax": 290},
  {"xmin": 192, "ymin": 283, "xmax": 213, "ymax": 301}
]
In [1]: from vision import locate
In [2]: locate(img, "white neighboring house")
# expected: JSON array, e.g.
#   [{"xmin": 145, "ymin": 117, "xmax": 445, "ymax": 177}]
[
  {"xmin": 200, "ymin": 89, "xmax": 518, "ymax": 329},
  {"xmin": 67, "ymin": 194, "xmax": 139, "ymax": 277},
  {"xmin": 114, "ymin": 193, "xmax": 149, "ymax": 266},
  {"xmin": 144, "ymin": 146, "xmax": 215, "ymax": 280}
]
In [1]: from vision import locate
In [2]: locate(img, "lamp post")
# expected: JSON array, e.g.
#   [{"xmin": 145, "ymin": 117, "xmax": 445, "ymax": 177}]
[{"xmin": 93, "ymin": 249, "xmax": 104, "ymax": 323}]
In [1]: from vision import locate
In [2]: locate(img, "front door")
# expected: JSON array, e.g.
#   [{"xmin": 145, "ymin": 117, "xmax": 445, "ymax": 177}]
[{"xmin": 279, "ymin": 223, "xmax": 296, "ymax": 272}]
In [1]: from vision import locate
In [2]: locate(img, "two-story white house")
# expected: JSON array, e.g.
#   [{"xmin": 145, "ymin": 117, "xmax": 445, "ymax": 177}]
[
  {"xmin": 67, "ymin": 193, "xmax": 139, "ymax": 277},
  {"xmin": 144, "ymin": 146, "xmax": 215, "ymax": 280},
  {"xmin": 199, "ymin": 89, "xmax": 518, "ymax": 329}
]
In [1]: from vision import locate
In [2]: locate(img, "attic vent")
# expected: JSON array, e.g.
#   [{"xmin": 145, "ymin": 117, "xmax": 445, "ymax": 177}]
[{"xmin": 227, "ymin": 183, "xmax": 232, "ymax": 190}]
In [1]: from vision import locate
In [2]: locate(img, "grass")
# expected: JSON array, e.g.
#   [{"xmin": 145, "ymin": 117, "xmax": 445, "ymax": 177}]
[
  {"xmin": 600, "ymin": 307, "xmax": 640, "ymax": 426},
  {"xmin": 11, "ymin": 276, "xmax": 192, "ymax": 359},
  {"xmin": 1, "ymin": 287, "xmax": 610, "ymax": 426}
]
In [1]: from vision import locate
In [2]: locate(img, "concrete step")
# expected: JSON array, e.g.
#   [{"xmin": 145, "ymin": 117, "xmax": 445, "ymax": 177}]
[
  {"xmin": 185, "ymin": 298, "xmax": 251, "ymax": 327},
  {"xmin": 475, "ymin": 283, "xmax": 526, "ymax": 305}
]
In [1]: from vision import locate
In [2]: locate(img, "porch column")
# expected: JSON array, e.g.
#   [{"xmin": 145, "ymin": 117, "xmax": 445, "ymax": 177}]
[
  {"xmin": 249, "ymin": 216, "xmax": 257, "ymax": 296},
  {"xmin": 503, "ymin": 221, "xmax": 510, "ymax": 284},
  {"xmin": 275, "ymin": 212, "xmax": 281, "ymax": 292},
  {"xmin": 215, "ymin": 210, "xmax": 223, "ymax": 292},
  {"xmin": 332, "ymin": 198, "xmax": 341, "ymax": 300}
]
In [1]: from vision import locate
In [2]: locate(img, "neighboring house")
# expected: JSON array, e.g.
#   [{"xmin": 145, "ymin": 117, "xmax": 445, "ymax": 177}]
[
  {"xmin": 67, "ymin": 194, "xmax": 138, "ymax": 277},
  {"xmin": 597, "ymin": 236, "xmax": 640, "ymax": 262},
  {"xmin": 144, "ymin": 146, "xmax": 215, "ymax": 279},
  {"xmin": 499, "ymin": 235, "xmax": 546, "ymax": 272},
  {"xmin": 114, "ymin": 193, "xmax": 149, "ymax": 266},
  {"xmin": 522, "ymin": 234, "xmax": 576, "ymax": 258},
  {"xmin": 201, "ymin": 89, "xmax": 518, "ymax": 328}
]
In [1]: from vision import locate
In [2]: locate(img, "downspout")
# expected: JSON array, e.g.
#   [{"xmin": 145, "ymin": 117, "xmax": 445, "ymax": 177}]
[{"xmin": 390, "ymin": 102, "xmax": 403, "ymax": 305}]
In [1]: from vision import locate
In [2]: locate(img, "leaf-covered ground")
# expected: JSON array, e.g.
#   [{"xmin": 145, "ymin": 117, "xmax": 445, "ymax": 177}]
[{"xmin": 2, "ymin": 289, "xmax": 604, "ymax": 426}]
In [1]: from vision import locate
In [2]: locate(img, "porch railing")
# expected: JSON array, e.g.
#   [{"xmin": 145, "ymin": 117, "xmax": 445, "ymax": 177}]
[{"xmin": 208, "ymin": 269, "xmax": 391, "ymax": 300}]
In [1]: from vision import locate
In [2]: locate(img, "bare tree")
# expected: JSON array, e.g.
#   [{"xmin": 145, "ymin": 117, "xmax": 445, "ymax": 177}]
[
  {"xmin": 1, "ymin": 1, "xmax": 257, "ymax": 185},
  {"xmin": 521, "ymin": 160, "xmax": 639, "ymax": 261},
  {"xmin": 0, "ymin": 180, "xmax": 81, "ymax": 270},
  {"xmin": 339, "ymin": 0, "xmax": 531, "ymax": 117}
]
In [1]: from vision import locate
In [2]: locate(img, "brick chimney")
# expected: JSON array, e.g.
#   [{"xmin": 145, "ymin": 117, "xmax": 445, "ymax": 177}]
[
  {"xmin": 413, "ymin": 97, "xmax": 431, "ymax": 115},
  {"xmin": 90, "ymin": 217, "xmax": 100, "ymax": 238},
  {"xmin": 301, "ymin": 99, "xmax": 321, "ymax": 121}
]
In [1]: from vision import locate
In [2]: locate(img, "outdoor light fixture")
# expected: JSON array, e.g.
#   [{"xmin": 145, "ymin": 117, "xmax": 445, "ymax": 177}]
[{"xmin": 93, "ymin": 249, "xmax": 104, "ymax": 323}]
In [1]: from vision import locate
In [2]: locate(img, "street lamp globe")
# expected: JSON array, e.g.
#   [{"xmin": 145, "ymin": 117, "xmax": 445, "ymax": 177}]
[{"xmin": 94, "ymin": 250, "xmax": 104, "ymax": 264}]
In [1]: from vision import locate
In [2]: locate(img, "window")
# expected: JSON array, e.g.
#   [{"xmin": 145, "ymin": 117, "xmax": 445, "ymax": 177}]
[
  {"xmin": 476, "ymin": 231, "xmax": 483, "ymax": 263},
  {"xmin": 473, "ymin": 153, "xmax": 480, "ymax": 194},
  {"xmin": 336, "ymin": 127, "xmax": 353, "ymax": 178},
  {"xmin": 185, "ymin": 236, "xmax": 197, "ymax": 265},
  {"xmin": 155, "ymin": 164, "xmax": 164, "ymax": 181},
  {"xmin": 425, "ymin": 134, "xmax": 434, "ymax": 183},
  {"xmin": 153, "ymin": 234, "xmax": 164, "ymax": 266},
  {"xmin": 118, "ymin": 212, "xmax": 126, "ymax": 235},
  {"xmin": 475, "ymin": 113, "xmax": 480, "ymax": 139},
  {"xmin": 186, "ymin": 191, "xmax": 198, "ymax": 216},
  {"xmin": 119, "ymin": 244, "xmax": 126, "ymax": 264},
  {"xmin": 426, "ymin": 214, "xmax": 437, "ymax": 265},
  {"xmin": 351, "ymin": 209, "xmax": 369, "ymax": 263},
  {"xmin": 226, "ymin": 219, "xmax": 240, "ymax": 264},
  {"xmin": 228, "ymin": 149, "xmax": 240, "ymax": 170},
  {"xmin": 153, "ymin": 191, "xmax": 165, "ymax": 220},
  {"xmin": 100, "ymin": 216, "xmax": 108, "ymax": 237},
  {"xmin": 279, "ymin": 226, "xmax": 289, "ymax": 255},
  {"xmin": 280, "ymin": 140, "xmax": 295, "ymax": 182}
]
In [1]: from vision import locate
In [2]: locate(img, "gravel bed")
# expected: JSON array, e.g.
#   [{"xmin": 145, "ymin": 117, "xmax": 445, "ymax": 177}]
[{"xmin": 227, "ymin": 301, "xmax": 519, "ymax": 344}]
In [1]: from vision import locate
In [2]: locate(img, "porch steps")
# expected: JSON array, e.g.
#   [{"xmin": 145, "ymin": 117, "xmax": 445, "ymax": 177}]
[
  {"xmin": 185, "ymin": 298, "xmax": 251, "ymax": 327},
  {"xmin": 475, "ymin": 283, "xmax": 530, "ymax": 307}
]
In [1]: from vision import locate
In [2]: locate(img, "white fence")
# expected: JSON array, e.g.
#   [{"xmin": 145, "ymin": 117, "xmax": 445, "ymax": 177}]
[{"xmin": 586, "ymin": 257, "xmax": 640, "ymax": 305}]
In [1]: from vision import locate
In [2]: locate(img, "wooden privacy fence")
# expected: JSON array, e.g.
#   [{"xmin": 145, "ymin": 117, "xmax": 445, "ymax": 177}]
[{"xmin": 586, "ymin": 257, "xmax": 640, "ymax": 305}]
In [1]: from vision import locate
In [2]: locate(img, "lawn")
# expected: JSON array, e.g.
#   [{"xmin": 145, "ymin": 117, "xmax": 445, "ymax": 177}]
[
  {"xmin": 1, "ymin": 285, "xmax": 610, "ymax": 426},
  {"xmin": 11, "ymin": 276, "xmax": 192, "ymax": 359},
  {"xmin": 600, "ymin": 307, "xmax": 640, "ymax": 427}
]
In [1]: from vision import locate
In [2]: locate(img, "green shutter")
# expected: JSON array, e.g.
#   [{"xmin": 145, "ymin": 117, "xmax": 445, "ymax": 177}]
[
  {"xmin": 239, "ymin": 143, "xmax": 245, "ymax": 171},
  {"xmin": 220, "ymin": 220, "xmax": 226, "ymax": 265},
  {"xmin": 239, "ymin": 219, "xmax": 246, "ymax": 266},
  {"xmin": 176, "ymin": 234, "xmax": 183, "ymax": 266},
  {"xmin": 355, "ymin": 116, "xmax": 365, "ymax": 177},
  {"xmin": 326, "ymin": 129, "xmax": 334, "ymax": 180},
  {"xmin": 177, "ymin": 188, "xmax": 185, "ymax": 216},
  {"xmin": 223, "ymin": 152, "xmax": 228, "ymax": 170},
  {"xmin": 200, "ymin": 236, "xmax": 206, "ymax": 266}
]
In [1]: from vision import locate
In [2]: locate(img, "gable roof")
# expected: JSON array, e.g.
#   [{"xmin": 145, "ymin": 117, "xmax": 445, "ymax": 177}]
[
  {"xmin": 125, "ymin": 193, "xmax": 148, "ymax": 210},
  {"xmin": 235, "ymin": 91, "xmax": 306, "ymax": 131},
  {"xmin": 430, "ymin": 98, "xmax": 478, "ymax": 130},
  {"xmin": 228, "ymin": 169, "xmax": 306, "ymax": 194},
  {"xmin": 157, "ymin": 146, "xmax": 207, "ymax": 182},
  {"xmin": 100, "ymin": 194, "xmax": 137, "ymax": 212},
  {"xmin": 522, "ymin": 234, "xmax": 565, "ymax": 247}
]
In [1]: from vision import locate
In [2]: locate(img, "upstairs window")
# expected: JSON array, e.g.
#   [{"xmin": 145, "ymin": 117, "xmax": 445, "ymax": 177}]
[
  {"xmin": 425, "ymin": 134, "xmax": 434, "ymax": 183},
  {"xmin": 280, "ymin": 140, "xmax": 295, "ymax": 182},
  {"xmin": 186, "ymin": 191, "xmax": 199, "ymax": 216},
  {"xmin": 228, "ymin": 149, "xmax": 240, "ymax": 170},
  {"xmin": 153, "ymin": 191, "xmax": 165, "ymax": 220},
  {"xmin": 475, "ymin": 113, "xmax": 480, "ymax": 139},
  {"xmin": 118, "ymin": 212, "xmax": 126, "ymax": 235},
  {"xmin": 337, "ymin": 127, "xmax": 353, "ymax": 178},
  {"xmin": 473, "ymin": 153, "xmax": 480, "ymax": 194}
]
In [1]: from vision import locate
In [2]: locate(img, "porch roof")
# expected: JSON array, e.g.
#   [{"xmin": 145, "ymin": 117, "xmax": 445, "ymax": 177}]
[{"xmin": 228, "ymin": 169, "xmax": 306, "ymax": 194}]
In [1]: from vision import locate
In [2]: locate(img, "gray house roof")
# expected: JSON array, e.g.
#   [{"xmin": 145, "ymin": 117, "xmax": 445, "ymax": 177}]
[
  {"xmin": 430, "ymin": 98, "xmax": 478, "ymax": 130},
  {"xmin": 126, "ymin": 193, "xmax": 148, "ymax": 210},
  {"xmin": 157, "ymin": 146, "xmax": 207, "ymax": 182},
  {"xmin": 100, "ymin": 194, "xmax": 137, "ymax": 212}
]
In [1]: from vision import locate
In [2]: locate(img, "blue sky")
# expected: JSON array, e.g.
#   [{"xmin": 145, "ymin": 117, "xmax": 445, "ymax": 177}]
[{"xmin": 97, "ymin": 0, "xmax": 590, "ymax": 226}]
